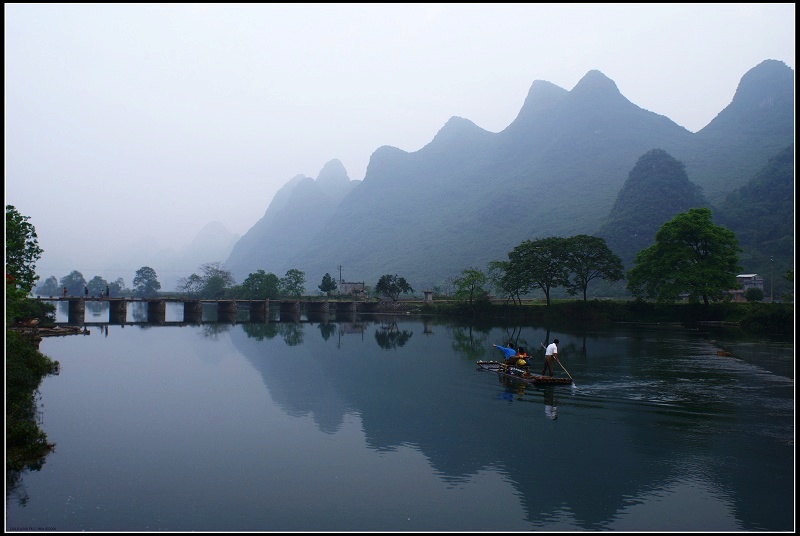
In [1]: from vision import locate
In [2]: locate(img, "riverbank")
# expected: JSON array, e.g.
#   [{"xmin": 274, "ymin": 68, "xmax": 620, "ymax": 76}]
[
  {"xmin": 6, "ymin": 329, "xmax": 60, "ymax": 482},
  {"xmin": 410, "ymin": 299, "xmax": 794, "ymax": 336}
]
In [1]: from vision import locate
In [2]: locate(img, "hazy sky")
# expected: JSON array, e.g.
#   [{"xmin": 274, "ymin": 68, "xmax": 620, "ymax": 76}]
[{"xmin": 5, "ymin": 3, "xmax": 795, "ymax": 284}]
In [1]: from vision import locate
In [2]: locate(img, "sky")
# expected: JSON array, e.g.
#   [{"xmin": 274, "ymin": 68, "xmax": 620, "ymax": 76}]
[{"xmin": 5, "ymin": 3, "xmax": 795, "ymax": 286}]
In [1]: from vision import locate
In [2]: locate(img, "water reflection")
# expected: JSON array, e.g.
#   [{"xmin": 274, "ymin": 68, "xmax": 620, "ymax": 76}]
[{"xmin": 7, "ymin": 318, "xmax": 793, "ymax": 531}]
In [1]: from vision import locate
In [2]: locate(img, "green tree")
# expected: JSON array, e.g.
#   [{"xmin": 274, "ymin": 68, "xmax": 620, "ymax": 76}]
[
  {"xmin": 508, "ymin": 237, "xmax": 570, "ymax": 306},
  {"xmin": 198, "ymin": 262, "xmax": 235, "ymax": 298},
  {"xmin": 36, "ymin": 276, "xmax": 60, "ymax": 297},
  {"xmin": 280, "ymin": 268, "xmax": 306, "ymax": 298},
  {"xmin": 176, "ymin": 274, "xmax": 204, "ymax": 297},
  {"xmin": 627, "ymin": 208, "xmax": 742, "ymax": 305},
  {"xmin": 132, "ymin": 266, "xmax": 162, "ymax": 297},
  {"xmin": 109, "ymin": 277, "xmax": 127, "ymax": 297},
  {"xmin": 375, "ymin": 274, "xmax": 414, "ymax": 302},
  {"xmin": 87, "ymin": 275, "xmax": 108, "ymax": 296},
  {"xmin": 453, "ymin": 268, "xmax": 488, "ymax": 306},
  {"xmin": 487, "ymin": 260, "xmax": 524, "ymax": 305},
  {"xmin": 781, "ymin": 269, "xmax": 793, "ymax": 302},
  {"xmin": 59, "ymin": 270, "xmax": 87, "ymax": 296},
  {"xmin": 6, "ymin": 205, "xmax": 44, "ymax": 293},
  {"xmin": 5, "ymin": 206, "xmax": 59, "ymax": 476},
  {"xmin": 318, "ymin": 273, "xmax": 338, "ymax": 296},
  {"xmin": 744, "ymin": 288, "xmax": 764, "ymax": 302},
  {"xmin": 563, "ymin": 235, "xmax": 624, "ymax": 301},
  {"xmin": 239, "ymin": 269, "xmax": 280, "ymax": 299}
]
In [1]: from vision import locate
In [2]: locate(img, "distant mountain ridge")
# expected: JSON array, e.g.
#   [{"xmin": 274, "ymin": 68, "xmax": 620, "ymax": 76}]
[
  {"xmin": 103, "ymin": 220, "xmax": 240, "ymax": 290},
  {"xmin": 224, "ymin": 59, "xmax": 794, "ymax": 294}
]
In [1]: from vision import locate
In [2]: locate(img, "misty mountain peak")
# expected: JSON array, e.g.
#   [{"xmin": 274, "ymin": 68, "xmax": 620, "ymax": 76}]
[
  {"xmin": 428, "ymin": 116, "xmax": 490, "ymax": 145},
  {"xmin": 730, "ymin": 59, "xmax": 794, "ymax": 107},
  {"xmin": 509, "ymin": 79, "xmax": 569, "ymax": 127},
  {"xmin": 316, "ymin": 158, "xmax": 350, "ymax": 185},
  {"xmin": 571, "ymin": 69, "xmax": 622, "ymax": 98}
]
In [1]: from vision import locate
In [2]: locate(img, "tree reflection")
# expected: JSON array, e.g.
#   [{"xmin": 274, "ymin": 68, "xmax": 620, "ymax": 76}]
[
  {"xmin": 374, "ymin": 320, "xmax": 413, "ymax": 349},
  {"xmin": 278, "ymin": 322, "xmax": 304, "ymax": 346},
  {"xmin": 447, "ymin": 323, "xmax": 490, "ymax": 359},
  {"xmin": 242, "ymin": 323, "xmax": 279, "ymax": 341},
  {"xmin": 200, "ymin": 322, "xmax": 232, "ymax": 339},
  {"xmin": 318, "ymin": 322, "xmax": 336, "ymax": 341}
]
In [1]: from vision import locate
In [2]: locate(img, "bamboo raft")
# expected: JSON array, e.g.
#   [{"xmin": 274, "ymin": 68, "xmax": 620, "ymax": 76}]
[{"xmin": 476, "ymin": 361, "xmax": 573, "ymax": 385}]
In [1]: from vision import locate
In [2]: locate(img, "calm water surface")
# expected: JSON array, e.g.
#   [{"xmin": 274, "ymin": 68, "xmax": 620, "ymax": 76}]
[{"xmin": 6, "ymin": 311, "xmax": 794, "ymax": 531}]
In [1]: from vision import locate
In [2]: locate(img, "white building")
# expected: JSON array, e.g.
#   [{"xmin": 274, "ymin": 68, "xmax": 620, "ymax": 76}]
[{"xmin": 729, "ymin": 274, "xmax": 765, "ymax": 302}]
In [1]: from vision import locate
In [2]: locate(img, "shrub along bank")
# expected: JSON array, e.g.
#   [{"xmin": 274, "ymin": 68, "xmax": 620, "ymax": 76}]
[{"xmin": 416, "ymin": 299, "xmax": 793, "ymax": 335}]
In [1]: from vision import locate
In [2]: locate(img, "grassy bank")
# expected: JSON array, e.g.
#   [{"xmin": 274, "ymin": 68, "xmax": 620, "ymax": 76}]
[
  {"xmin": 6, "ymin": 329, "xmax": 60, "ymax": 486},
  {"xmin": 415, "ymin": 299, "xmax": 794, "ymax": 335}
]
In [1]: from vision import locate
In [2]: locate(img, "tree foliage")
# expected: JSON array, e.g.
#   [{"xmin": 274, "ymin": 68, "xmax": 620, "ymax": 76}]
[
  {"xmin": 375, "ymin": 274, "xmax": 414, "ymax": 302},
  {"xmin": 744, "ymin": 288, "xmax": 764, "ymax": 303},
  {"xmin": 6, "ymin": 205, "xmax": 43, "ymax": 293},
  {"xmin": 176, "ymin": 274, "xmax": 204, "ymax": 297},
  {"xmin": 562, "ymin": 235, "xmax": 624, "ymax": 301},
  {"xmin": 198, "ymin": 262, "xmax": 235, "ymax": 298},
  {"xmin": 132, "ymin": 266, "xmax": 162, "ymax": 297},
  {"xmin": 626, "ymin": 208, "xmax": 742, "ymax": 305},
  {"xmin": 507, "ymin": 237, "xmax": 570, "ymax": 306},
  {"xmin": 318, "ymin": 273, "xmax": 338, "ymax": 296},
  {"xmin": 87, "ymin": 275, "xmax": 108, "ymax": 296},
  {"xmin": 487, "ymin": 260, "xmax": 526, "ymax": 305},
  {"xmin": 59, "ymin": 270, "xmax": 87, "ymax": 296},
  {"xmin": 452, "ymin": 268, "xmax": 488, "ymax": 306},
  {"xmin": 280, "ymin": 268, "xmax": 306, "ymax": 298},
  {"xmin": 237, "ymin": 269, "xmax": 280, "ymax": 299},
  {"xmin": 36, "ymin": 276, "xmax": 60, "ymax": 297}
]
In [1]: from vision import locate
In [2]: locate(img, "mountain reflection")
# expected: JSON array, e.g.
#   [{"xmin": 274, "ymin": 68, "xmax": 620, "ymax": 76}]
[{"xmin": 226, "ymin": 319, "xmax": 792, "ymax": 530}]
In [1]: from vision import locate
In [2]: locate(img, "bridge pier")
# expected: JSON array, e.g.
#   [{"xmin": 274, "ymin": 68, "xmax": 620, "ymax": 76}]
[
  {"xmin": 108, "ymin": 300, "xmax": 127, "ymax": 324},
  {"xmin": 307, "ymin": 301, "xmax": 330, "ymax": 314},
  {"xmin": 68, "ymin": 299, "xmax": 85, "ymax": 325},
  {"xmin": 218, "ymin": 301, "xmax": 237, "ymax": 323},
  {"xmin": 147, "ymin": 300, "xmax": 166, "ymax": 324},
  {"xmin": 334, "ymin": 301, "xmax": 356, "ymax": 313},
  {"xmin": 356, "ymin": 301, "xmax": 379, "ymax": 313},
  {"xmin": 249, "ymin": 300, "xmax": 268, "ymax": 322},
  {"xmin": 184, "ymin": 300, "xmax": 203, "ymax": 324},
  {"xmin": 280, "ymin": 300, "xmax": 300, "ymax": 314}
]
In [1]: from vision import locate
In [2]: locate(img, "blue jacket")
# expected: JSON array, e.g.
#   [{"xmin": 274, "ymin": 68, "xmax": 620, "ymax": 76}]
[{"xmin": 493, "ymin": 344, "xmax": 517, "ymax": 359}]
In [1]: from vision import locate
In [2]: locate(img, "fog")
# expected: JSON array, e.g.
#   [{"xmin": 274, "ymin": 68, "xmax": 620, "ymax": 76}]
[{"xmin": 5, "ymin": 4, "xmax": 795, "ymax": 290}]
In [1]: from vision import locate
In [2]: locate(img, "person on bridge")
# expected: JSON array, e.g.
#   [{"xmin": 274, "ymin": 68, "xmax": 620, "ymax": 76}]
[{"xmin": 63, "ymin": 286, "xmax": 67, "ymax": 297}]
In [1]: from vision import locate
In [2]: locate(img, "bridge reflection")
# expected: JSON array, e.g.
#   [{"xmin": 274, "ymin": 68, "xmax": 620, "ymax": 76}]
[{"xmin": 39, "ymin": 297, "xmax": 379, "ymax": 325}]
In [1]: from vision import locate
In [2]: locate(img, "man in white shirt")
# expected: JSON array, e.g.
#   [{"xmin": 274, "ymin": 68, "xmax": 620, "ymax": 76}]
[{"xmin": 542, "ymin": 339, "xmax": 559, "ymax": 377}]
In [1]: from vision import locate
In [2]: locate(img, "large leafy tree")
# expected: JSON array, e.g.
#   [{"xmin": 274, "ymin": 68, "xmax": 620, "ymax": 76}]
[
  {"xmin": 452, "ymin": 268, "xmax": 488, "ymax": 306},
  {"xmin": 109, "ymin": 278, "xmax": 128, "ymax": 297},
  {"xmin": 318, "ymin": 273, "xmax": 338, "ymax": 296},
  {"xmin": 487, "ymin": 260, "xmax": 528, "ymax": 305},
  {"xmin": 562, "ymin": 235, "xmax": 624, "ymax": 301},
  {"xmin": 239, "ymin": 269, "xmax": 280, "ymax": 299},
  {"xmin": 375, "ymin": 274, "xmax": 414, "ymax": 302},
  {"xmin": 176, "ymin": 274, "xmax": 204, "ymax": 297},
  {"xmin": 627, "ymin": 208, "xmax": 742, "ymax": 305},
  {"xmin": 36, "ymin": 276, "xmax": 60, "ymax": 297},
  {"xmin": 198, "ymin": 262, "xmax": 236, "ymax": 298},
  {"xmin": 87, "ymin": 275, "xmax": 108, "ymax": 296},
  {"xmin": 280, "ymin": 268, "xmax": 306, "ymax": 298},
  {"xmin": 60, "ymin": 270, "xmax": 87, "ymax": 296},
  {"xmin": 508, "ymin": 237, "xmax": 570, "ymax": 306},
  {"xmin": 132, "ymin": 266, "xmax": 162, "ymax": 297},
  {"xmin": 6, "ymin": 205, "xmax": 43, "ymax": 293}
]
